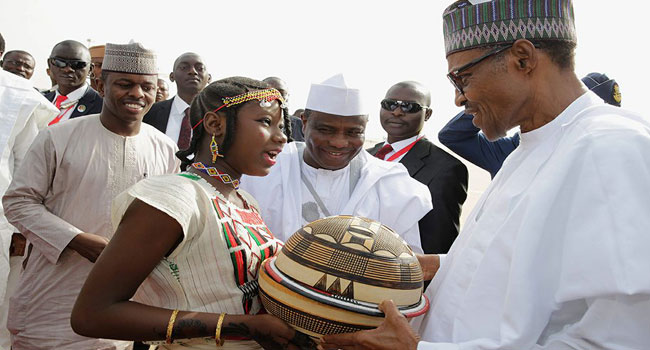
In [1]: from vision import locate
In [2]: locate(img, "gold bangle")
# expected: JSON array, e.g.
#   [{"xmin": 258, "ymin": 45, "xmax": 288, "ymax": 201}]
[
  {"xmin": 215, "ymin": 312, "xmax": 226, "ymax": 347},
  {"xmin": 166, "ymin": 309, "xmax": 180, "ymax": 344}
]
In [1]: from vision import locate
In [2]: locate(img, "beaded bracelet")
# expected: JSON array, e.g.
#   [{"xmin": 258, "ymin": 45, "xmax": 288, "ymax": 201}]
[
  {"xmin": 166, "ymin": 309, "xmax": 180, "ymax": 344},
  {"xmin": 215, "ymin": 313, "xmax": 226, "ymax": 347}
]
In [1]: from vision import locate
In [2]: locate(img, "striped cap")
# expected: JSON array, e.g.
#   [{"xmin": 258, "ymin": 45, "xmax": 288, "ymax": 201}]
[{"xmin": 443, "ymin": 0, "xmax": 577, "ymax": 56}]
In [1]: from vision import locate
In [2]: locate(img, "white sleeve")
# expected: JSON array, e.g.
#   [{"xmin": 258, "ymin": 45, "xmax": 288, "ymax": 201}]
[{"xmin": 2, "ymin": 130, "xmax": 83, "ymax": 264}]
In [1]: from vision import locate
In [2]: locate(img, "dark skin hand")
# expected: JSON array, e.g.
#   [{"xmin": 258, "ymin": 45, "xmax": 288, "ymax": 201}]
[
  {"xmin": 71, "ymin": 199, "xmax": 315, "ymax": 350},
  {"xmin": 67, "ymin": 232, "xmax": 109, "ymax": 262},
  {"xmin": 318, "ymin": 300, "xmax": 420, "ymax": 350}
]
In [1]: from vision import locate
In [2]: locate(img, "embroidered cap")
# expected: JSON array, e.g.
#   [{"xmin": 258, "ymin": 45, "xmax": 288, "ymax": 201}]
[
  {"xmin": 305, "ymin": 74, "xmax": 366, "ymax": 116},
  {"xmin": 442, "ymin": 0, "xmax": 577, "ymax": 56},
  {"xmin": 102, "ymin": 41, "xmax": 157, "ymax": 75}
]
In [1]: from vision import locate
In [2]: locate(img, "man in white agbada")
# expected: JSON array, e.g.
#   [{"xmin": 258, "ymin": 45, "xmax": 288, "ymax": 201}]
[
  {"xmin": 2, "ymin": 42, "xmax": 180, "ymax": 350},
  {"xmin": 319, "ymin": 1, "xmax": 650, "ymax": 349},
  {"xmin": 241, "ymin": 74, "xmax": 431, "ymax": 253},
  {"xmin": 0, "ymin": 69, "xmax": 58, "ymax": 350}
]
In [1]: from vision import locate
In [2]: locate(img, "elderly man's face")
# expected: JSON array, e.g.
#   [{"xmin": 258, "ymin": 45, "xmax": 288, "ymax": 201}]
[
  {"xmin": 447, "ymin": 47, "xmax": 522, "ymax": 141},
  {"xmin": 301, "ymin": 111, "xmax": 367, "ymax": 170},
  {"xmin": 2, "ymin": 52, "xmax": 35, "ymax": 79}
]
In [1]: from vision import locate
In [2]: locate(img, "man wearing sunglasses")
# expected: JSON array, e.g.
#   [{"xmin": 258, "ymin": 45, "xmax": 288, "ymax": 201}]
[
  {"xmin": 320, "ymin": 1, "xmax": 650, "ymax": 349},
  {"xmin": 43, "ymin": 40, "xmax": 102, "ymax": 126},
  {"xmin": 367, "ymin": 81, "xmax": 467, "ymax": 254}
]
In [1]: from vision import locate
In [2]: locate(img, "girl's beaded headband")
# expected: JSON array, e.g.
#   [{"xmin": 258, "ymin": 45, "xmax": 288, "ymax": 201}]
[{"xmin": 193, "ymin": 88, "xmax": 285, "ymax": 129}]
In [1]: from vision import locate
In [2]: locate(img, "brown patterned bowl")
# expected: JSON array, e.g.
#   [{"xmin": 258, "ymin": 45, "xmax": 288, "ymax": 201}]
[{"xmin": 258, "ymin": 215, "xmax": 428, "ymax": 338}]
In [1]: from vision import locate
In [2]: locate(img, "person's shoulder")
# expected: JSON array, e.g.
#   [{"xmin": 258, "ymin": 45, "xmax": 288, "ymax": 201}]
[
  {"xmin": 569, "ymin": 107, "xmax": 648, "ymax": 144},
  {"xmin": 0, "ymin": 70, "xmax": 32, "ymax": 91},
  {"xmin": 131, "ymin": 173, "xmax": 204, "ymax": 199},
  {"xmin": 146, "ymin": 99, "xmax": 173, "ymax": 115},
  {"xmin": 49, "ymin": 113, "xmax": 99, "ymax": 132},
  {"xmin": 419, "ymin": 138, "xmax": 467, "ymax": 169}
]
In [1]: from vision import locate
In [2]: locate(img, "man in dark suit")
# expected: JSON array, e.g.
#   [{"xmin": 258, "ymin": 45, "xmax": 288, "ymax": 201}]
[
  {"xmin": 143, "ymin": 52, "xmax": 210, "ymax": 149},
  {"xmin": 43, "ymin": 40, "xmax": 102, "ymax": 126},
  {"xmin": 367, "ymin": 81, "xmax": 468, "ymax": 254}
]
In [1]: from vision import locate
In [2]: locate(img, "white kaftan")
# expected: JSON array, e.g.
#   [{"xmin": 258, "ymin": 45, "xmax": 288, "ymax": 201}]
[
  {"xmin": 240, "ymin": 142, "xmax": 431, "ymax": 253},
  {"xmin": 0, "ymin": 70, "xmax": 59, "ymax": 349},
  {"xmin": 417, "ymin": 92, "xmax": 650, "ymax": 349},
  {"xmin": 2, "ymin": 114, "xmax": 180, "ymax": 350}
]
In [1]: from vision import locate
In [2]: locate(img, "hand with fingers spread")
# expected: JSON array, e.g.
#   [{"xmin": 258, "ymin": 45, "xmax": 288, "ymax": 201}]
[{"xmin": 318, "ymin": 300, "xmax": 420, "ymax": 350}]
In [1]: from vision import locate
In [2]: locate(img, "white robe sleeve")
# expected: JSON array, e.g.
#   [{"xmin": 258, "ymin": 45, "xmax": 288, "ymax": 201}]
[
  {"xmin": 2, "ymin": 129, "xmax": 83, "ymax": 264},
  {"xmin": 417, "ymin": 118, "xmax": 650, "ymax": 349},
  {"xmin": 417, "ymin": 294, "xmax": 650, "ymax": 350}
]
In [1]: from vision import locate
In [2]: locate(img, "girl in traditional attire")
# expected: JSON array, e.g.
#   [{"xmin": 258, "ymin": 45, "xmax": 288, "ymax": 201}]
[{"xmin": 72, "ymin": 77, "xmax": 314, "ymax": 350}]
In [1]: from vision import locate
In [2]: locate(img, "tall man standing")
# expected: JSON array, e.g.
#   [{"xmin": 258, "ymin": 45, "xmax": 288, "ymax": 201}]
[
  {"xmin": 143, "ymin": 52, "xmax": 210, "ymax": 149},
  {"xmin": 241, "ymin": 74, "xmax": 431, "ymax": 253},
  {"xmin": 367, "ymin": 81, "xmax": 467, "ymax": 254},
  {"xmin": 44, "ymin": 40, "xmax": 103, "ymax": 125},
  {"xmin": 320, "ymin": 0, "xmax": 650, "ymax": 349},
  {"xmin": 3, "ymin": 42, "xmax": 180, "ymax": 350}
]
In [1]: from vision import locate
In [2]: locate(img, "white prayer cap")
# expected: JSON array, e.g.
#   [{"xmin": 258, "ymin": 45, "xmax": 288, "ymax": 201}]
[{"xmin": 305, "ymin": 74, "xmax": 366, "ymax": 116}]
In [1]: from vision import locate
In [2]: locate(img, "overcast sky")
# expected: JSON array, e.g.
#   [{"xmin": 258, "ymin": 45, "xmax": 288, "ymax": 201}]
[{"xmin": 2, "ymin": 0, "xmax": 647, "ymax": 141}]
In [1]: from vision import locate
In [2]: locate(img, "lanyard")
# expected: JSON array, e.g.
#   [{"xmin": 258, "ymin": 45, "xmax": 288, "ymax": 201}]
[
  {"xmin": 48, "ymin": 105, "xmax": 75, "ymax": 126},
  {"xmin": 385, "ymin": 136, "xmax": 423, "ymax": 162}
]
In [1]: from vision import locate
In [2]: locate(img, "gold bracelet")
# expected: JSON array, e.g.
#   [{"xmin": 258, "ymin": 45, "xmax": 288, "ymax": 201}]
[
  {"xmin": 166, "ymin": 309, "xmax": 180, "ymax": 344},
  {"xmin": 215, "ymin": 312, "xmax": 226, "ymax": 347}
]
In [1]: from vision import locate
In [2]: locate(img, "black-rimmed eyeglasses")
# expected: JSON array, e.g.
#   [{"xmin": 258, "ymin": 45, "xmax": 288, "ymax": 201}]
[{"xmin": 447, "ymin": 45, "xmax": 512, "ymax": 95}]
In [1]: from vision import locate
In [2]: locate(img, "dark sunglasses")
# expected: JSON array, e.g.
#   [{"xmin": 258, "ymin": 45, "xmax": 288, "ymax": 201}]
[
  {"xmin": 447, "ymin": 44, "xmax": 512, "ymax": 95},
  {"xmin": 49, "ymin": 57, "xmax": 88, "ymax": 70},
  {"xmin": 380, "ymin": 99, "xmax": 428, "ymax": 113}
]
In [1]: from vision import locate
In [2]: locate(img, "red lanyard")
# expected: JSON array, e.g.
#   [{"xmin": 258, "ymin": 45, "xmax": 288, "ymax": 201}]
[
  {"xmin": 48, "ymin": 105, "xmax": 75, "ymax": 126},
  {"xmin": 385, "ymin": 136, "xmax": 423, "ymax": 162}
]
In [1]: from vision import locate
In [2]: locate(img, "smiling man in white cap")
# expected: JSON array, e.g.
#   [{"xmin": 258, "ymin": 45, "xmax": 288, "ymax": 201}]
[
  {"xmin": 2, "ymin": 41, "xmax": 180, "ymax": 350},
  {"xmin": 241, "ymin": 74, "xmax": 431, "ymax": 252}
]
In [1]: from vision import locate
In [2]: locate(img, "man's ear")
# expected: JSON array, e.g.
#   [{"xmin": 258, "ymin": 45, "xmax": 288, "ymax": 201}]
[
  {"xmin": 207, "ymin": 74, "xmax": 212, "ymax": 83},
  {"xmin": 424, "ymin": 108, "xmax": 433, "ymax": 121},
  {"xmin": 511, "ymin": 39, "xmax": 537, "ymax": 73},
  {"xmin": 169, "ymin": 72, "xmax": 175, "ymax": 82}
]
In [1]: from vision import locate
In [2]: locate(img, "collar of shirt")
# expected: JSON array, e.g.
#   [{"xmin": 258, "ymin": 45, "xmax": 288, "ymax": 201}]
[
  {"xmin": 171, "ymin": 95, "xmax": 190, "ymax": 116},
  {"xmin": 381, "ymin": 134, "xmax": 421, "ymax": 161},
  {"xmin": 54, "ymin": 83, "xmax": 88, "ymax": 105}
]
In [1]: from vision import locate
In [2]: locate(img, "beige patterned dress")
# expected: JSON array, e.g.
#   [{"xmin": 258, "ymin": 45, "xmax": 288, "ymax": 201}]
[{"xmin": 112, "ymin": 173, "xmax": 283, "ymax": 349}]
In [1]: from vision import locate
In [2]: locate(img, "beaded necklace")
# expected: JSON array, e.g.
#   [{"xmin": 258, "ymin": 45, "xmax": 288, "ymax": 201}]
[{"xmin": 191, "ymin": 162, "xmax": 240, "ymax": 190}]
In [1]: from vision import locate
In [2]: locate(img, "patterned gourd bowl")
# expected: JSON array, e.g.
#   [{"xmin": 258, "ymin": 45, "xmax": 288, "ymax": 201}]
[{"xmin": 258, "ymin": 215, "xmax": 429, "ymax": 338}]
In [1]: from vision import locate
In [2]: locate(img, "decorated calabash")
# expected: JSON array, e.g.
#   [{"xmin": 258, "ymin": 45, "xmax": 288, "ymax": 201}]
[{"xmin": 258, "ymin": 215, "xmax": 429, "ymax": 338}]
